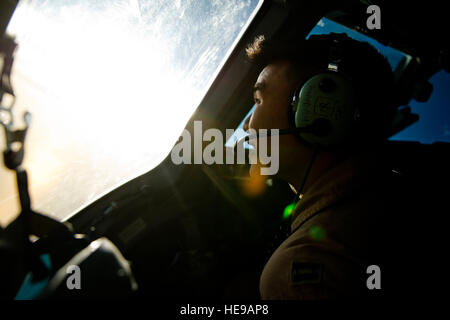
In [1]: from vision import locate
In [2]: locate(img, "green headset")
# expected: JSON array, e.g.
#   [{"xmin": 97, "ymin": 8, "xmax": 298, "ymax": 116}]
[{"xmin": 290, "ymin": 33, "xmax": 361, "ymax": 149}]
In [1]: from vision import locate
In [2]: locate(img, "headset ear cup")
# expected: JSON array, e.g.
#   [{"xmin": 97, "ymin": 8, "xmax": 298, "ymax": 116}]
[{"xmin": 294, "ymin": 72, "xmax": 356, "ymax": 147}]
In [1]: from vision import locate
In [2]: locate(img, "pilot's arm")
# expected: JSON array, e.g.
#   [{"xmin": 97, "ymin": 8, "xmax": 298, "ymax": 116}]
[{"xmin": 259, "ymin": 228, "xmax": 365, "ymax": 300}]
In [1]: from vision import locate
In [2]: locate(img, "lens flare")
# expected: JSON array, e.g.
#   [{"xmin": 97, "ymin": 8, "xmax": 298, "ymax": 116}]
[
  {"xmin": 241, "ymin": 165, "xmax": 267, "ymax": 197},
  {"xmin": 309, "ymin": 225, "xmax": 326, "ymax": 241},
  {"xmin": 282, "ymin": 202, "xmax": 296, "ymax": 220}
]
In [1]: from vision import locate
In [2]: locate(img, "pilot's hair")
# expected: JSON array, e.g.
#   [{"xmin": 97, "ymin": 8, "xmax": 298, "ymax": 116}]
[{"xmin": 246, "ymin": 33, "xmax": 396, "ymax": 142}]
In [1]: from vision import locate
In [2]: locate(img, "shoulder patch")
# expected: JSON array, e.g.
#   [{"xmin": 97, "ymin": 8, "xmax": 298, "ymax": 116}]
[{"xmin": 290, "ymin": 262, "xmax": 323, "ymax": 286}]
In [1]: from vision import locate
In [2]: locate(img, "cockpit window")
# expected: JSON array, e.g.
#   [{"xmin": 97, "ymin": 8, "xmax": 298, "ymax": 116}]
[
  {"xmin": 308, "ymin": 17, "xmax": 450, "ymax": 144},
  {"xmin": 0, "ymin": 0, "xmax": 262, "ymax": 225},
  {"xmin": 308, "ymin": 18, "xmax": 408, "ymax": 73},
  {"xmin": 390, "ymin": 69, "xmax": 450, "ymax": 144}
]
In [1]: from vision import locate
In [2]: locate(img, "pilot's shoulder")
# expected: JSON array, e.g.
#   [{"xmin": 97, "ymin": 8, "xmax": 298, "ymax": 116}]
[{"xmin": 260, "ymin": 233, "xmax": 365, "ymax": 300}]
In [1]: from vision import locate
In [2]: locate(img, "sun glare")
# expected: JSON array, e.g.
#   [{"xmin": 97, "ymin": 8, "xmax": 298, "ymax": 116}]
[
  {"xmin": 0, "ymin": 0, "xmax": 259, "ymax": 225},
  {"xmin": 1, "ymin": 2, "xmax": 200, "ymax": 224}
]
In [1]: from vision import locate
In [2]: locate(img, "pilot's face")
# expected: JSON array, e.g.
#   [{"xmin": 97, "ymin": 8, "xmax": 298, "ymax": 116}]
[
  {"xmin": 243, "ymin": 61, "xmax": 296, "ymax": 134},
  {"xmin": 243, "ymin": 60, "xmax": 300, "ymax": 178}
]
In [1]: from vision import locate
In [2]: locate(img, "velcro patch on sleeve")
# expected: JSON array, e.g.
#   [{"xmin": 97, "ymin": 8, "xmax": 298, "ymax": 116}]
[{"xmin": 290, "ymin": 262, "xmax": 323, "ymax": 286}]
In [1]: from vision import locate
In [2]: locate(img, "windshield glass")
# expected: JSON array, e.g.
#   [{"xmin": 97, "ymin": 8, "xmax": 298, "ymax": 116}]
[{"xmin": 0, "ymin": 0, "xmax": 262, "ymax": 226}]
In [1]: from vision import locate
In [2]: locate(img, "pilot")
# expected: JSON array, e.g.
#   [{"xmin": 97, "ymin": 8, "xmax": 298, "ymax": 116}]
[{"xmin": 243, "ymin": 33, "xmax": 396, "ymax": 299}]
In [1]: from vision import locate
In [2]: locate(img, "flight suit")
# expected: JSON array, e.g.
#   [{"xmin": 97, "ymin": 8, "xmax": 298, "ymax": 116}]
[{"xmin": 259, "ymin": 150, "xmax": 387, "ymax": 299}]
